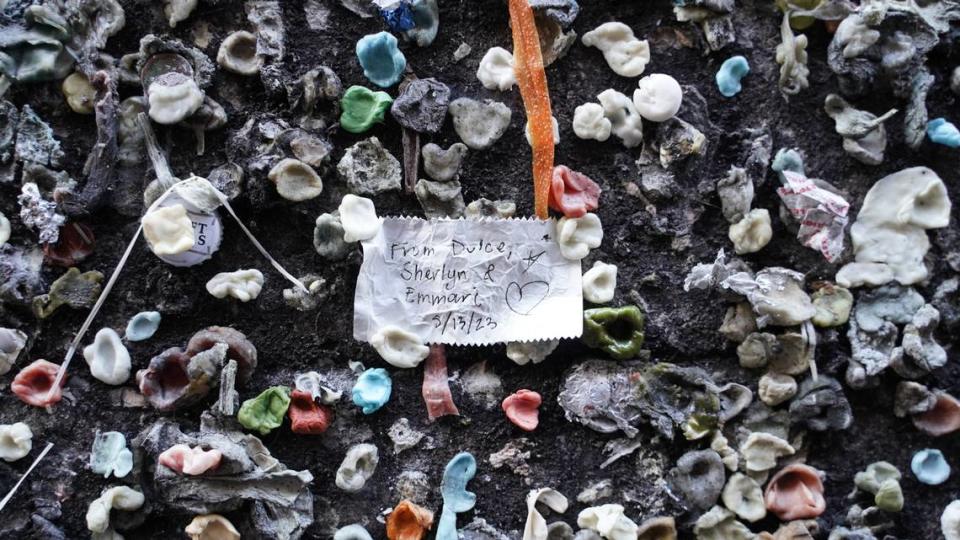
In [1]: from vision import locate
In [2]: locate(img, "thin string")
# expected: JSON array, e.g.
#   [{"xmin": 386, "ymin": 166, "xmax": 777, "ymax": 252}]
[
  {"xmin": 216, "ymin": 192, "xmax": 309, "ymax": 294},
  {"xmin": 47, "ymin": 179, "xmax": 307, "ymax": 401},
  {"xmin": 0, "ymin": 443, "xmax": 53, "ymax": 512}
]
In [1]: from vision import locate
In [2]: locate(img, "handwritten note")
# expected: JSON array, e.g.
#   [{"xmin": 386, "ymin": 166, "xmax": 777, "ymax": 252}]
[{"xmin": 353, "ymin": 217, "xmax": 583, "ymax": 345}]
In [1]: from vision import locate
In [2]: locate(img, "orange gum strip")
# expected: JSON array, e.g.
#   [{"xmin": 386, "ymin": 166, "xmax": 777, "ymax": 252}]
[{"xmin": 508, "ymin": 0, "xmax": 554, "ymax": 219}]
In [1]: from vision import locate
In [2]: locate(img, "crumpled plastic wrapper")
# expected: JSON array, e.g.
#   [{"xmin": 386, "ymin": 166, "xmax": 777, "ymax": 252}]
[{"xmin": 777, "ymin": 171, "xmax": 849, "ymax": 262}]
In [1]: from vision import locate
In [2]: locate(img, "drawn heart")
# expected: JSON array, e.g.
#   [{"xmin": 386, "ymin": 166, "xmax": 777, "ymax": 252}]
[{"xmin": 505, "ymin": 281, "xmax": 550, "ymax": 316}]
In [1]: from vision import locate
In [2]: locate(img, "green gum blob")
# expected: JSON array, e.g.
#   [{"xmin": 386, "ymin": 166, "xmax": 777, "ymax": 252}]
[
  {"xmin": 582, "ymin": 305, "xmax": 645, "ymax": 360},
  {"xmin": 238, "ymin": 386, "xmax": 292, "ymax": 435},
  {"xmin": 875, "ymin": 478, "xmax": 904, "ymax": 512},
  {"xmin": 339, "ymin": 85, "xmax": 393, "ymax": 134}
]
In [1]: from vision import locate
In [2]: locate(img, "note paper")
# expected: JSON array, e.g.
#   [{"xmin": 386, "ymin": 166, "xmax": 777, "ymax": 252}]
[{"xmin": 353, "ymin": 217, "xmax": 583, "ymax": 345}]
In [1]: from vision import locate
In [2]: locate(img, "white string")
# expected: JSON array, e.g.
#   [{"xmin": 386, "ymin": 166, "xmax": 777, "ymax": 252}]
[
  {"xmin": 47, "ymin": 179, "xmax": 307, "ymax": 401},
  {"xmin": 0, "ymin": 442, "xmax": 53, "ymax": 512},
  {"xmin": 215, "ymin": 191, "xmax": 309, "ymax": 294}
]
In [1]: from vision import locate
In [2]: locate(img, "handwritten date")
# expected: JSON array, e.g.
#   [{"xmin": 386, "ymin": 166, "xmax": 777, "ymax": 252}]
[{"xmin": 431, "ymin": 311, "xmax": 498, "ymax": 335}]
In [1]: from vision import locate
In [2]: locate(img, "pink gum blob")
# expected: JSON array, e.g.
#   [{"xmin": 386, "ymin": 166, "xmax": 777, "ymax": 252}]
[
  {"xmin": 764, "ymin": 463, "xmax": 826, "ymax": 521},
  {"xmin": 502, "ymin": 389, "xmax": 542, "ymax": 431},
  {"xmin": 159, "ymin": 444, "xmax": 223, "ymax": 475},
  {"xmin": 12, "ymin": 359, "xmax": 66, "ymax": 407},
  {"xmin": 548, "ymin": 166, "xmax": 601, "ymax": 218}
]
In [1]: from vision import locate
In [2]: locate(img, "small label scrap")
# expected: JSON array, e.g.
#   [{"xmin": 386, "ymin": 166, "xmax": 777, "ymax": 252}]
[{"xmin": 353, "ymin": 217, "xmax": 583, "ymax": 345}]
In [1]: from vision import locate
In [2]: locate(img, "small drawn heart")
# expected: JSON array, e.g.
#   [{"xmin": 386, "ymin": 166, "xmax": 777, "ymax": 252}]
[{"xmin": 505, "ymin": 281, "xmax": 550, "ymax": 315}]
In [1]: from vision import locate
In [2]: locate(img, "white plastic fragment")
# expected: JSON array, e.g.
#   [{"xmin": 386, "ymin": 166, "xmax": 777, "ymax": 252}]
[
  {"xmin": 83, "ymin": 328, "xmax": 132, "ymax": 385},
  {"xmin": 86, "ymin": 486, "xmax": 145, "ymax": 534},
  {"xmin": 523, "ymin": 488, "xmax": 569, "ymax": 540},
  {"xmin": 838, "ymin": 167, "xmax": 951, "ymax": 287},
  {"xmin": 147, "ymin": 76, "xmax": 204, "ymax": 125},
  {"xmin": 477, "ymin": 47, "xmax": 516, "ymax": 91},
  {"xmin": 572, "ymin": 103, "xmax": 612, "ymax": 142},
  {"xmin": 582, "ymin": 261, "xmax": 617, "ymax": 304},
  {"xmin": 370, "ymin": 326, "xmax": 429, "ymax": 368},
  {"xmin": 728, "ymin": 209, "xmax": 772, "ymax": 255},
  {"xmin": 597, "ymin": 89, "xmax": 644, "ymax": 148},
  {"xmin": 142, "ymin": 204, "xmax": 195, "ymax": 256},
  {"xmin": 632, "ymin": 74, "xmax": 683, "ymax": 122},
  {"xmin": 943, "ymin": 500, "xmax": 960, "ymax": 540},
  {"xmin": 0, "ymin": 423, "xmax": 32, "ymax": 462},
  {"xmin": 557, "ymin": 213, "xmax": 603, "ymax": 261},
  {"xmin": 577, "ymin": 504, "xmax": 638, "ymax": 540},
  {"xmin": 205, "ymin": 269, "xmax": 264, "ymax": 302},
  {"xmin": 524, "ymin": 117, "xmax": 560, "ymax": 146},
  {"xmin": 506, "ymin": 340, "xmax": 559, "ymax": 366},
  {"xmin": 338, "ymin": 194, "xmax": 381, "ymax": 243},
  {"xmin": 0, "ymin": 328, "xmax": 28, "ymax": 376},
  {"xmin": 581, "ymin": 22, "xmax": 651, "ymax": 77},
  {"xmin": 335, "ymin": 443, "xmax": 379, "ymax": 492}
]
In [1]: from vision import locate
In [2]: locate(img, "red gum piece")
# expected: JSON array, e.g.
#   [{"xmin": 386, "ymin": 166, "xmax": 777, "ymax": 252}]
[
  {"xmin": 422, "ymin": 345, "xmax": 459, "ymax": 422},
  {"xmin": 12, "ymin": 359, "xmax": 66, "ymax": 407},
  {"xmin": 763, "ymin": 463, "xmax": 826, "ymax": 521},
  {"xmin": 288, "ymin": 389, "xmax": 335, "ymax": 435},
  {"xmin": 502, "ymin": 389, "xmax": 542, "ymax": 431},
  {"xmin": 509, "ymin": 0, "xmax": 554, "ymax": 219},
  {"xmin": 43, "ymin": 222, "xmax": 95, "ymax": 267},
  {"xmin": 549, "ymin": 166, "xmax": 601, "ymax": 218}
]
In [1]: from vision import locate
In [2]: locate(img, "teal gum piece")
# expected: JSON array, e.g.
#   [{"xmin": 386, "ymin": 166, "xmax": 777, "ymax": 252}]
[
  {"xmin": 437, "ymin": 452, "xmax": 477, "ymax": 540},
  {"xmin": 716, "ymin": 55, "xmax": 750, "ymax": 98},
  {"xmin": 927, "ymin": 118, "xmax": 960, "ymax": 148},
  {"xmin": 352, "ymin": 368, "xmax": 392, "ymax": 414},
  {"xmin": 911, "ymin": 448, "xmax": 951, "ymax": 485},
  {"xmin": 356, "ymin": 31, "xmax": 406, "ymax": 88},
  {"xmin": 89, "ymin": 430, "xmax": 133, "ymax": 479},
  {"xmin": 125, "ymin": 311, "xmax": 161, "ymax": 341}
]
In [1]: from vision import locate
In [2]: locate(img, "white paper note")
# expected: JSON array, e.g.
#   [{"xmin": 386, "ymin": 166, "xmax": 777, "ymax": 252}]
[{"xmin": 353, "ymin": 217, "xmax": 583, "ymax": 345}]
